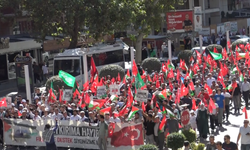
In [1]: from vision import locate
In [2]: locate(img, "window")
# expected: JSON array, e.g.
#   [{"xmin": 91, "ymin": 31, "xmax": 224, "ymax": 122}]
[
  {"xmin": 54, "ymin": 59, "xmax": 80, "ymax": 77},
  {"xmin": 87, "ymin": 50, "xmax": 124, "ymax": 69},
  {"xmin": 228, "ymin": 0, "xmax": 236, "ymax": 11}
]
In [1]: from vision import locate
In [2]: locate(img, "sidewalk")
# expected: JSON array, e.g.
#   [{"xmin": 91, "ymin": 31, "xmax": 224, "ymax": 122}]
[{"xmin": 0, "ymin": 79, "xmax": 18, "ymax": 98}]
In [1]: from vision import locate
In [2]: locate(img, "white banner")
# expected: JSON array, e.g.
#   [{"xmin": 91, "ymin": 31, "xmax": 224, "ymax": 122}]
[
  {"xmin": 217, "ymin": 23, "xmax": 225, "ymax": 36},
  {"xmin": 63, "ymin": 89, "xmax": 72, "ymax": 101},
  {"xmin": 230, "ymin": 22, "xmax": 238, "ymax": 34},
  {"xmin": 135, "ymin": 89, "xmax": 148, "ymax": 102},
  {"xmin": 3, "ymin": 119, "xmax": 142, "ymax": 150},
  {"xmin": 97, "ymin": 86, "xmax": 107, "ymax": 99},
  {"xmin": 109, "ymin": 84, "xmax": 120, "ymax": 95},
  {"xmin": 194, "ymin": 7, "xmax": 202, "ymax": 32}
]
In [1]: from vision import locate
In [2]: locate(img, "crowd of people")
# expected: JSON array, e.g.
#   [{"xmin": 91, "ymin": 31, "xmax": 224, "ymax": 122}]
[{"xmin": 1, "ymin": 42, "xmax": 250, "ymax": 150}]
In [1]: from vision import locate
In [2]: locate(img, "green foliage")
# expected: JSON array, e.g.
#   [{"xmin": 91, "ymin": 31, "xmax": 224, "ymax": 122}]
[
  {"xmin": 45, "ymin": 75, "xmax": 71, "ymax": 92},
  {"xmin": 166, "ymin": 132, "xmax": 185, "ymax": 150},
  {"xmin": 190, "ymin": 142, "xmax": 198, "ymax": 150},
  {"xmin": 205, "ymin": 44, "xmax": 223, "ymax": 53},
  {"xmin": 141, "ymin": 57, "xmax": 161, "ymax": 74},
  {"xmin": 22, "ymin": 0, "xmax": 132, "ymax": 48},
  {"xmin": 99, "ymin": 64, "xmax": 125, "ymax": 80},
  {"xmin": 197, "ymin": 143, "xmax": 205, "ymax": 150},
  {"xmin": 138, "ymin": 144, "xmax": 158, "ymax": 150},
  {"xmin": 182, "ymin": 129, "xmax": 197, "ymax": 143},
  {"xmin": 178, "ymin": 50, "xmax": 192, "ymax": 66},
  {"xmin": 232, "ymin": 39, "xmax": 247, "ymax": 51}
]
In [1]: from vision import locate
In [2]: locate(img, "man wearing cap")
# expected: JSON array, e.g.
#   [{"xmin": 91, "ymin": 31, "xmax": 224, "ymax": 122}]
[
  {"xmin": 42, "ymin": 108, "xmax": 51, "ymax": 120},
  {"xmin": 43, "ymin": 120, "xmax": 58, "ymax": 150},
  {"xmin": 80, "ymin": 111, "xmax": 88, "ymax": 122}
]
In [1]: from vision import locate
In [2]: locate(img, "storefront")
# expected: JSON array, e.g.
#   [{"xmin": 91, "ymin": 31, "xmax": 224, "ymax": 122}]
[{"xmin": 0, "ymin": 36, "xmax": 42, "ymax": 81}]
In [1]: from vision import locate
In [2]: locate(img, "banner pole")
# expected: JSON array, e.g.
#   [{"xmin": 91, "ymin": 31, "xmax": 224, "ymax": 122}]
[
  {"xmin": 83, "ymin": 54, "xmax": 88, "ymax": 84},
  {"xmin": 24, "ymin": 65, "xmax": 31, "ymax": 103}
]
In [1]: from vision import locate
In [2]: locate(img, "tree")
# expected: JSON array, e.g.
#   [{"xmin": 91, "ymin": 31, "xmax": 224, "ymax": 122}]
[
  {"xmin": 129, "ymin": 0, "xmax": 175, "ymax": 63},
  {"xmin": 22, "ymin": 0, "xmax": 132, "ymax": 48}
]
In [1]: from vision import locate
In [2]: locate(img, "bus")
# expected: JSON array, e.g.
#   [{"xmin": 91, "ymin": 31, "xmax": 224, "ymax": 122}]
[{"xmin": 53, "ymin": 41, "xmax": 130, "ymax": 87}]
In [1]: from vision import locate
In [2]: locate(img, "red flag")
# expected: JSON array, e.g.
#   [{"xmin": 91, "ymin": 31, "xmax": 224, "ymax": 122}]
[
  {"xmin": 176, "ymin": 69, "xmax": 180, "ymax": 81},
  {"xmin": 208, "ymin": 98, "xmax": 216, "ymax": 114},
  {"xmin": 167, "ymin": 69, "xmax": 174, "ymax": 78},
  {"xmin": 242, "ymin": 106, "xmax": 248, "ymax": 119},
  {"xmin": 214, "ymin": 47, "xmax": 218, "ymax": 53},
  {"xmin": 119, "ymin": 105, "xmax": 128, "ymax": 117},
  {"xmin": 162, "ymin": 63, "xmax": 167, "ymax": 73},
  {"xmin": 132, "ymin": 60, "xmax": 138, "ymax": 76},
  {"xmin": 141, "ymin": 102, "xmax": 146, "ymax": 112},
  {"xmin": 111, "ymin": 124, "xmax": 144, "ymax": 147},
  {"xmin": 222, "ymin": 48, "xmax": 228, "ymax": 60},
  {"xmin": 126, "ymin": 88, "xmax": 133, "ymax": 107},
  {"xmin": 84, "ymin": 92, "xmax": 91, "ymax": 104},
  {"xmin": 180, "ymin": 84, "xmax": 189, "ymax": 97},
  {"xmin": 83, "ymin": 81, "xmax": 89, "ymax": 92},
  {"xmin": 0, "ymin": 97, "xmax": 7, "ymax": 108},
  {"xmin": 108, "ymin": 122, "xmax": 116, "ymax": 137},
  {"xmin": 159, "ymin": 116, "xmax": 167, "ymax": 131},
  {"xmin": 147, "ymin": 75, "xmax": 152, "ymax": 83},
  {"xmin": 48, "ymin": 88, "xmax": 56, "ymax": 103},
  {"xmin": 189, "ymin": 81, "xmax": 195, "ymax": 91},
  {"xmin": 117, "ymin": 73, "xmax": 121, "ymax": 82},
  {"xmin": 18, "ymin": 110, "xmax": 22, "ymax": 117},
  {"xmin": 73, "ymin": 88, "xmax": 80, "ymax": 99},
  {"xmin": 192, "ymin": 99, "xmax": 197, "ymax": 110},
  {"xmin": 100, "ymin": 107, "xmax": 112, "ymax": 115},
  {"xmin": 126, "ymin": 69, "xmax": 130, "ymax": 78},
  {"xmin": 156, "ymin": 80, "xmax": 160, "ymax": 88},
  {"xmin": 90, "ymin": 57, "xmax": 98, "ymax": 77},
  {"xmin": 204, "ymin": 84, "xmax": 213, "ymax": 95},
  {"xmin": 59, "ymin": 89, "xmax": 63, "ymax": 102},
  {"xmin": 168, "ymin": 80, "xmax": 173, "ymax": 91}
]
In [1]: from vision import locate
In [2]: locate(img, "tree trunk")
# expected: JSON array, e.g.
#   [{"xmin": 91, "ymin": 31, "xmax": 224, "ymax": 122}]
[
  {"xmin": 135, "ymin": 33, "xmax": 144, "ymax": 64},
  {"xmin": 68, "ymin": 16, "xmax": 79, "ymax": 49}
]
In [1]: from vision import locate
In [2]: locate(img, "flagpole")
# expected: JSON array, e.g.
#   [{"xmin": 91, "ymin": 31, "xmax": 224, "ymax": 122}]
[
  {"xmin": 130, "ymin": 47, "xmax": 134, "ymax": 70},
  {"xmin": 168, "ymin": 40, "xmax": 172, "ymax": 62},
  {"xmin": 83, "ymin": 54, "xmax": 88, "ymax": 85},
  {"xmin": 199, "ymin": 35, "xmax": 203, "ymax": 53},
  {"xmin": 24, "ymin": 65, "xmax": 31, "ymax": 104},
  {"xmin": 226, "ymin": 30, "xmax": 229, "ymax": 53}
]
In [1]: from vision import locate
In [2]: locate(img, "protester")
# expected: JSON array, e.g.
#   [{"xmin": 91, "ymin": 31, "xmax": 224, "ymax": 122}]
[
  {"xmin": 42, "ymin": 120, "xmax": 58, "ymax": 150},
  {"xmin": 206, "ymin": 135, "xmax": 216, "ymax": 150},
  {"xmin": 236, "ymin": 119, "xmax": 250, "ymax": 150},
  {"xmin": 98, "ymin": 115, "xmax": 108, "ymax": 150},
  {"xmin": 222, "ymin": 135, "xmax": 237, "ymax": 150}
]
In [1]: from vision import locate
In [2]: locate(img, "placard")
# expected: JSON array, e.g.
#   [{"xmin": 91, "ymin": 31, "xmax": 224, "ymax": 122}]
[
  {"xmin": 63, "ymin": 89, "xmax": 73, "ymax": 101},
  {"xmin": 135, "ymin": 89, "xmax": 148, "ymax": 102},
  {"xmin": 6, "ymin": 97, "xmax": 12, "ymax": 108},
  {"xmin": 109, "ymin": 84, "xmax": 120, "ymax": 95},
  {"xmin": 97, "ymin": 86, "xmax": 107, "ymax": 99}
]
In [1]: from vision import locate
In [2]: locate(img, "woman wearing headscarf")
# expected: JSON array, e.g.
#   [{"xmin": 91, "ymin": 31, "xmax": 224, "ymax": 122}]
[{"xmin": 197, "ymin": 103, "xmax": 209, "ymax": 141}]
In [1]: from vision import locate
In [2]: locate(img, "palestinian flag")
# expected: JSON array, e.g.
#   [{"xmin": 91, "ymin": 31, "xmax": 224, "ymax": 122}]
[
  {"xmin": 189, "ymin": 70, "xmax": 194, "ymax": 79},
  {"xmin": 125, "ymin": 69, "xmax": 130, "ymax": 80},
  {"xmin": 226, "ymin": 84, "xmax": 233, "ymax": 92},
  {"xmin": 135, "ymin": 72, "xmax": 145, "ymax": 89},
  {"xmin": 162, "ymin": 107, "xmax": 175, "ymax": 118},
  {"xmin": 240, "ymin": 72, "xmax": 244, "ymax": 82},
  {"xmin": 167, "ymin": 62, "xmax": 175, "ymax": 70},
  {"xmin": 158, "ymin": 89, "xmax": 169, "ymax": 100},
  {"xmin": 159, "ymin": 116, "xmax": 167, "ymax": 133},
  {"xmin": 231, "ymin": 67, "xmax": 238, "ymax": 74},
  {"xmin": 110, "ymin": 95, "xmax": 118, "ymax": 102},
  {"xmin": 89, "ymin": 99, "xmax": 105, "ymax": 110},
  {"xmin": 236, "ymin": 52, "xmax": 249, "ymax": 60},
  {"xmin": 128, "ymin": 106, "xmax": 139, "ymax": 120}
]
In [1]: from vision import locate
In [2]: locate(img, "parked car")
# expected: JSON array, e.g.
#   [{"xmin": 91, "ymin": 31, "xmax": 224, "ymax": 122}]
[{"xmin": 230, "ymin": 35, "xmax": 250, "ymax": 43}]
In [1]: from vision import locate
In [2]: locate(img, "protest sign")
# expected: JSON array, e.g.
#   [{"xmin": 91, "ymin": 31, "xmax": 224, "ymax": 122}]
[
  {"xmin": 109, "ymin": 84, "xmax": 120, "ymax": 95},
  {"xmin": 135, "ymin": 90, "xmax": 148, "ymax": 102},
  {"xmin": 97, "ymin": 86, "xmax": 107, "ymax": 99},
  {"xmin": 3, "ymin": 119, "xmax": 142, "ymax": 150},
  {"xmin": 63, "ymin": 89, "xmax": 73, "ymax": 101},
  {"xmin": 6, "ymin": 97, "xmax": 12, "ymax": 108}
]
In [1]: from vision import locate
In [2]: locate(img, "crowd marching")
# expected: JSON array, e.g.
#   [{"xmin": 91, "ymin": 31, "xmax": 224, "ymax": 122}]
[{"xmin": 1, "ymin": 41, "xmax": 250, "ymax": 150}]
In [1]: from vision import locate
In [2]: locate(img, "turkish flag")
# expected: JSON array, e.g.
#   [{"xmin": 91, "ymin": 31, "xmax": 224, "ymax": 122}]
[
  {"xmin": 111, "ymin": 123, "xmax": 144, "ymax": 147},
  {"xmin": 0, "ymin": 97, "xmax": 7, "ymax": 108},
  {"xmin": 108, "ymin": 122, "xmax": 116, "ymax": 137},
  {"xmin": 90, "ymin": 57, "xmax": 98, "ymax": 77}
]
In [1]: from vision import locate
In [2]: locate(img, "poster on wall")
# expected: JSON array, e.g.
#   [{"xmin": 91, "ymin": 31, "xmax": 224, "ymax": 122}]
[
  {"xmin": 230, "ymin": 22, "xmax": 238, "ymax": 34},
  {"xmin": 247, "ymin": 18, "xmax": 250, "ymax": 27},
  {"xmin": 217, "ymin": 24, "xmax": 225, "ymax": 36},
  {"xmin": 166, "ymin": 11, "xmax": 193, "ymax": 32},
  {"xmin": 224, "ymin": 22, "xmax": 231, "ymax": 32},
  {"xmin": 194, "ymin": 7, "xmax": 202, "ymax": 32}
]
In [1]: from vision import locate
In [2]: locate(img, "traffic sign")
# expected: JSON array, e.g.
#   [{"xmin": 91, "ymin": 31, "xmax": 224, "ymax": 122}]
[{"xmin": 181, "ymin": 110, "xmax": 190, "ymax": 126}]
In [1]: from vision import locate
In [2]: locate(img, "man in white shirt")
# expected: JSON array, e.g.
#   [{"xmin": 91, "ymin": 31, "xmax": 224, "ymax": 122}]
[
  {"xmin": 237, "ymin": 119, "xmax": 250, "ymax": 150},
  {"xmin": 80, "ymin": 111, "xmax": 88, "ymax": 122},
  {"xmin": 42, "ymin": 108, "xmax": 51, "ymax": 120},
  {"xmin": 51, "ymin": 108, "xmax": 63, "ymax": 120},
  {"xmin": 30, "ymin": 110, "xmax": 42, "ymax": 121},
  {"xmin": 109, "ymin": 112, "xmax": 121, "ymax": 123},
  {"xmin": 241, "ymin": 78, "xmax": 250, "ymax": 108},
  {"xmin": 70, "ymin": 110, "xmax": 81, "ymax": 121},
  {"xmin": 42, "ymin": 63, "xmax": 48, "ymax": 82},
  {"xmin": 207, "ymin": 73, "xmax": 216, "ymax": 87}
]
